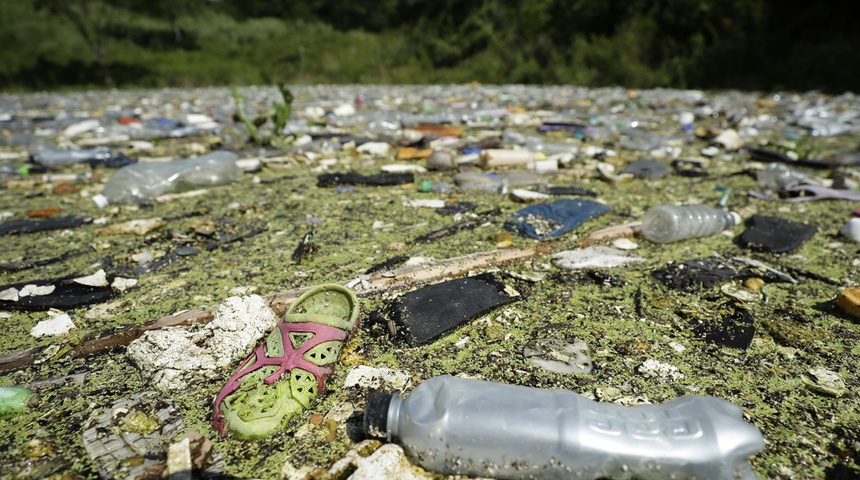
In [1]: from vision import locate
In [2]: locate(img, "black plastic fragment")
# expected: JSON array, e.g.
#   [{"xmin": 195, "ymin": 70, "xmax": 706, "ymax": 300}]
[
  {"xmin": 0, "ymin": 275, "xmax": 116, "ymax": 311},
  {"xmin": 623, "ymin": 158, "xmax": 669, "ymax": 179},
  {"xmin": 385, "ymin": 273, "xmax": 518, "ymax": 346},
  {"xmin": 365, "ymin": 254, "xmax": 409, "ymax": 274},
  {"xmin": 0, "ymin": 216, "xmax": 93, "ymax": 236},
  {"xmin": 671, "ymin": 159, "xmax": 708, "ymax": 177},
  {"xmin": 652, "ymin": 256, "xmax": 790, "ymax": 292},
  {"xmin": 693, "ymin": 306, "xmax": 756, "ymax": 349},
  {"xmin": 736, "ymin": 214, "xmax": 817, "ymax": 253},
  {"xmin": 317, "ymin": 172, "xmax": 414, "ymax": 187},
  {"xmin": 544, "ymin": 186, "xmax": 597, "ymax": 197},
  {"xmin": 437, "ymin": 201, "xmax": 478, "ymax": 216}
]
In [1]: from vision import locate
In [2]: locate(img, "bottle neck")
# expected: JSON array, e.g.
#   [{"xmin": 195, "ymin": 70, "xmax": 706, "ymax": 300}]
[{"xmin": 386, "ymin": 395, "xmax": 403, "ymax": 442}]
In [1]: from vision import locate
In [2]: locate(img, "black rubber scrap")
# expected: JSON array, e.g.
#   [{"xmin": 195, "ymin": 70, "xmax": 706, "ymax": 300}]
[
  {"xmin": 651, "ymin": 256, "xmax": 791, "ymax": 292},
  {"xmin": 317, "ymin": 172, "xmax": 414, "ymax": 187},
  {"xmin": 385, "ymin": 273, "xmax": 518, "ymax": 346},
  {"xmin": 693, "ymin": 306, "xmax": 756, "ymax": 350},
  {"xmin": 736, "ymin": 214, "xmax": 817, "ymax": 254},
  {"xmin": 0, "ymin": 216, "xmax": 93, "ymax": 236}
]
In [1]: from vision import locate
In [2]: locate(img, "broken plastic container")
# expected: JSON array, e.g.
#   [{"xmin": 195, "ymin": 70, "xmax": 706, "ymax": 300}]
[
  {"xmin": 93, "ymin": 151, "xmax": 240, "ymax": 206},
  {"xmin": 756, "ymin": 162, "xmax": 814, "ymax": 191},
  {"xmin": 364, "ymin": 375, "xmax": 765, "ymax": 480},
  {"xmin": 642, "ymin": 205, "xmax": 740, "ymax": 244}
]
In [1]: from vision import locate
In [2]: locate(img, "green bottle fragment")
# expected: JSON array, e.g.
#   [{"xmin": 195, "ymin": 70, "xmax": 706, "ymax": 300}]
[{"xmin": 0, "ymin": 386, "xmax": 34, "ymax": 418}]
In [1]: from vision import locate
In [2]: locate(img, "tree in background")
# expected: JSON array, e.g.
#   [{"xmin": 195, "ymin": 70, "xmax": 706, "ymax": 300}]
[{"xmin": 36, "ymin": 0, "xmax": 116, "ymax": 86}]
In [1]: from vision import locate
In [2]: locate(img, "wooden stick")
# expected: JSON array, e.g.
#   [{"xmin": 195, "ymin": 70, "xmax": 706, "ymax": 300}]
[{"xmin": 0, "ymin": 246, "xmax": 549, "ymax": 373}]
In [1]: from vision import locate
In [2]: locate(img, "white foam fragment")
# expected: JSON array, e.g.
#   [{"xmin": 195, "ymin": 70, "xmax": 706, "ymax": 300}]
[{"xmin": 31, "ymin": 313, "xmax": 76, "ymax": 337}]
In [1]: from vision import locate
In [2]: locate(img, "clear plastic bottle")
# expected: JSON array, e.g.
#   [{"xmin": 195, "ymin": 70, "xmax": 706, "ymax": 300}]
[
  {"xmin": 363, "ymin": 375, "xmax": 764, "ymax": 480},
  {"xmin": 642, "ymin": 205, "xmax": 740, "ymax": 244},
  {"xmin": 93, "ymin": 151, "xmax": 240, "ymax": 207},
  {"xmin": 756, "ymin": 162, "xmax": 813, "ymax": 191},
  {"xmin": 32, "ymin": 146, "xmax": 111, "ymax": 167}
]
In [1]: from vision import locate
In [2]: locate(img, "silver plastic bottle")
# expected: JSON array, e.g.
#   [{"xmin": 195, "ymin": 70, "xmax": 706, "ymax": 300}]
[
  {"xmin": 641, "ymin": 205, "xmax": 741, "ymax": 244},
  {"xmin": 364, "ymin": 376, "xmax": 764, "ymax": 480}
]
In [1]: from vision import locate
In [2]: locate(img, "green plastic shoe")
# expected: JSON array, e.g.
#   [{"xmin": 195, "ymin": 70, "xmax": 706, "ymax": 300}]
[{"xmin": 213, "ymin": 284, "xmax": 359, "ymax": 439}]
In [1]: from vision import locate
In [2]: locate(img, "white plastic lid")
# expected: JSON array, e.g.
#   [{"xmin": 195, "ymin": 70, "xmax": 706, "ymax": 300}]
[
  {"xmin": 729, "ymin": 211, "xmax": 742, "ymax": 226},
  {"xmin": 92, "ymin": 194, "xmax": 109, "ymax": 209}
]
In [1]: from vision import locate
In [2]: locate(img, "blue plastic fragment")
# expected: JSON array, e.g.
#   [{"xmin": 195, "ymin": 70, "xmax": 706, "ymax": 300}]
[
  {"xmin": 505, "ymin": 199, "xmax": 610, "ymax": 240},
  {"xmin": 461, "ymin": 147, "xmax": 481, "ymax": 154}
]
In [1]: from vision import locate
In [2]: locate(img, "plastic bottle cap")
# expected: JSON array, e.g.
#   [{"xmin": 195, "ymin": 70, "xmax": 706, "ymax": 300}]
[
  {"xmin": 729, "ymin": 211, "xmax": 742, "ymax": 226},
  {"xmin": 92, "ymin": 194, "xmax": 109, "ymax": 209},
  {"xmin": 363, "ymin": 392, "xmax": 393, "ymax": 439}
]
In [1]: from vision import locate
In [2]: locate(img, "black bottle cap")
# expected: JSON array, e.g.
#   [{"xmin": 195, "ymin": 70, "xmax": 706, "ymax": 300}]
[{"xmin": 363, "ymin": 392, "xmax": 393, "ymax": 439}]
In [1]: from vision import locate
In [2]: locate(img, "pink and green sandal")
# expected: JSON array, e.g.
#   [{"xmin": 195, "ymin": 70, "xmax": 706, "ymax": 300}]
[{"xmin": 213, "ymin": 284, "xmax": 359, "ymax": 439}]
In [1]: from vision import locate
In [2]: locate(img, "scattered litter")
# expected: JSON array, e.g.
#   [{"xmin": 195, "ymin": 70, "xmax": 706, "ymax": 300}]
[
  {"xmin": 736, "ymin": 214, "xmax": 817, "ymax": 253},
  {"xmin": 692, "ymin": 306, "xmax": 756, "ymax": 349},
  {"xmin": 0, "ymin": 216, "xmax": 93, "ymax": 236},
  {"xmin": 638, "ymin": 359, "xmax": 685, "ymax": 381},
  {"xmin": 523, "ymin": 339, "xmax": 593, "ymax": 374},
  {"xmin": 505, "ymin": 199, "xmax": 610, "ymax": 240},
  {"xmin": 552, "ymin": 246, "xmax": 645, "ymax": 270},
  {"xmin": 30, "ymin": 313, "xmax": 76, "ymax": 338},
  {"xmin": 652, "ymin": 256, "xmax": 795, "ymax": 292},
  {"xmin": 0, "ymin": 386, "xmax": 35, "ymax": 418},
  {"xmin": 94, "ymin": 217, "xmax": 166, "ymax": 236},
  {"xmin": 801, "ymin": 368, "xmax": 845, "ymax": 397},
  {"xmin": 363, "ymin": 375, "xmax": 763, "ymax": 480},
  {"xmin": 384, "ymin": 273, "xmax": 518, "ymax": 346},
  {"xmin": 343, "ymin": 365, "xmax": 411, "ymax": 390},
  {"xmin": 318, "ymin": 172, "xmax": 414, "ymax": 187},
  {"xmin": 623, "ymin": 158, "xmax": 669, "ymax": 179},
  {"xmin": 839, "ymin": 218, "xmax": 860, "ymax": 242}
]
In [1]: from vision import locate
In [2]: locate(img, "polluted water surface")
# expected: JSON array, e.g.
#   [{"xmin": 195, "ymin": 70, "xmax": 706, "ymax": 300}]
[{"xmin": 0, "ymin": 85, "xmax": 859, "ymax": 479}]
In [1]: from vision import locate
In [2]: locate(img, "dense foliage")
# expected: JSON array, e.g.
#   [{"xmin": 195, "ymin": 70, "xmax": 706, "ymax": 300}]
[{"xmin": 1, "ymin": 0, "xmax": 858, "ymax": 91}]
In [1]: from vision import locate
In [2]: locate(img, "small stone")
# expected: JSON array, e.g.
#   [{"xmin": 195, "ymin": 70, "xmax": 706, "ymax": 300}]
[
  {"xmin": 835, "ymin": 286, "xmax": 860, "ymax": 319},
  {"xmin": 611, "ymin": 238, "xmax": 638, "ymax": 250},
  {"xmin": 743, "ymin": 277, "xmax": 765, "ymax": 292},
  {"xmin": 111, "ymin": 277, "xmax": 138, "ymax": 292},
  {"xmin": 167, "ymin": 437, "xmax": 192, "ymax": 480},
  {"xmin": 94, "ymin": 217, "xmax": 166, "ymax": 236},
  {"xmin": 801, "ymin": 368, "xmax": 845, "ymax": 397},
  {"xmin": 426, "ymin": 150, "xmax": 457, "ymax": 170},
  {"xmin": 839, "ymin": 218, "xmax": 860, "ymax": 243},
  {"xmin": 489, "ymin": 231, "xmax": 514, "ymax": 248},
  {"xmin": 175, "ymin": 246, "xmax": 200, "ymax": 257},
  {"xmin": 713, "ymin": 128, "xmax": 744, "ymax": 150}
]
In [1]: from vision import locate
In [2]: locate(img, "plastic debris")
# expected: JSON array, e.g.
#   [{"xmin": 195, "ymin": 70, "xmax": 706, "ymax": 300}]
[
  {"xmin": 623, "ymin": 158, "xmax": 669, "ymax": 179},
  {"xmin": 552, "ymin": 246, "xmax": 645, "ymax": 270},
  {"xmin": 383, "ymin": 273, "xmax": 518, "ymax": 346},
  {"xmin": 505, "ymin": 199, "xmax": 610, "ymax": 240},
  {"xmin": 523, "ymin": 339, "xmax": 593, "ymax": 374},
  {"xmin": 317, "ymin": 172, "xmax": 414, "ymax": 187},
  {"xmin": 94, "ymin": 151, "xmax": 241, "ymax": 206},
  {"xmin": 0, "ymin": 386, "xmax": 35, "ymax": 418},
  {"xmin": 0, "ymin": 216, "xmax": 93, "ymax": 236},
  {"xmin": 363, "ymin": 375, "xmax": 765, "ymax": 480},
  {"xmin": 736, "ymin": 214, "xmax": 817, "ymax": 253},
  {"xmin": 641, "ymin": 205, "xmax": 740, "ymax": 244}
]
